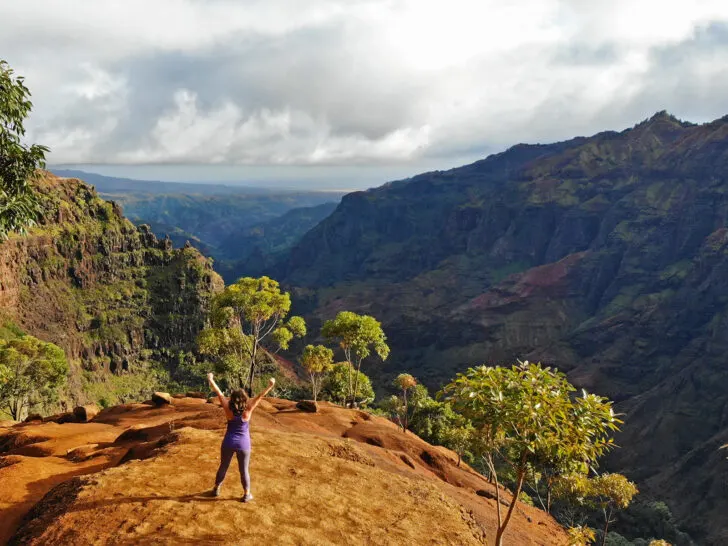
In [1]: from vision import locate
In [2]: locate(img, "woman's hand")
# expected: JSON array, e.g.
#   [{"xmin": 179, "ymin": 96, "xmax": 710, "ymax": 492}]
[
  {"xmin": 207, "ymin": 372, "xmax": 214, "ymax": 383},
  {"xmin": 268, "ymin": 377, "xmax": 276, "ymax": 387}
]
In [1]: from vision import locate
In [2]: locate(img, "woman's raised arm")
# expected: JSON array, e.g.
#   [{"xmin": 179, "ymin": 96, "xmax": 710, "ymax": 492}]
[
  {"xmin": 207, "ymin": 373, "xmax": 228, "ymax": 409},
  {"xmin": 248, "ymin": 378, "xmax": 276, "ymax": 413}
]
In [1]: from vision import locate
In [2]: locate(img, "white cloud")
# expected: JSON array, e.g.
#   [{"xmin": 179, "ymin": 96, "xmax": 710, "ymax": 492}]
[{"xmin": 2, "ymin": 0, "xmax": 728, "ymax": 169}]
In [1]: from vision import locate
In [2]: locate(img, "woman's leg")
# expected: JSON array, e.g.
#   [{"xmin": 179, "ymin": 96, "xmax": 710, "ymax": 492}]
[
  {"xmin": 215, "ymin": 447, "xmax": 235, "ymax": 487},
  {"xmin": 236, "ymin": 450, "xmax": 252, "ymax": 493}
]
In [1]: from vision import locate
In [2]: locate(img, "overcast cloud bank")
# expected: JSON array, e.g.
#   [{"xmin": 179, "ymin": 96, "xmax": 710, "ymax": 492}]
[{"xmin": 3, "ymin": 0, "xmax": 728, "ymax": 184}]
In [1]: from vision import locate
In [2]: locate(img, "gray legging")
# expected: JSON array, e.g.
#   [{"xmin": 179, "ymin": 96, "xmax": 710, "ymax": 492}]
[{"xmin": 215, "ymin": 447, "xmax": 251, "ymax": 490}]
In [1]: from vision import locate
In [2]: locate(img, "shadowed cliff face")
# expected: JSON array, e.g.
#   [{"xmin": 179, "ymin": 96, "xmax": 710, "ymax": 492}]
[
  {"xmin": 280, "ymin": 112, "xmax": 728, "ymax": 544},
  {"xmin": 0, "ymin": 173, "xmax": 223, "ymax": 385}
]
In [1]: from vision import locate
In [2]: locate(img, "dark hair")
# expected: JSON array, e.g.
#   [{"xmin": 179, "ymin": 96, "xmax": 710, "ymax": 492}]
[{"xmin": 229, "ymin": 389, "xmax": 248, "ymax": 416}]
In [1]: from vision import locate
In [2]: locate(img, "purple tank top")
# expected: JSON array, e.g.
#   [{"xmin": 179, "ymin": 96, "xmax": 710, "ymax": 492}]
[{"xmin": 222, "ymin": 414, "xmax": 251, "ymax": 451}]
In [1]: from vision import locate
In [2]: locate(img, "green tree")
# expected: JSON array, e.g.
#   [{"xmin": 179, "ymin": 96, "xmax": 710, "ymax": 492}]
[
  {"xmin": 321, "ymin": 311, "xmax": 389, "ymax": 407},
  {"xmin": 590, "ymin": 474, "xmax": 639, "ymax": 546},
  {"xmin": 300, "ymin": 344, "xmax": 333, "ymax": 401},
  {"xmin": 201, "ymin": 276, "xmax": 305, "ymax": 395},
  {"xmin": 322, "ymin": 362, "xmax": 375, "ymax": 407},
  {"xmin": 0, "ymin": 335, "xmax": 68, "ymax": 420},
  {"xmin": 441, "ymin": 361, "xmax": 621, "ymax": 546},
  {"xmin": 1, "ymin": 60, "xmax": 49, "ymax": 238},
  {"xmin": 567, "ymin": 526, "xmax": 596, "ymax": 546},
  {"xmin": 441, "ymin": 422, "xmax": 475, "ymax": 467},
  {"xmin": 527, "ymin": 446, "xmax": 591, "ymax": 514},
  {"xmin": 552, "ymin": 472, "xmax": 594, "ymax": 527},
  {"xmin": 552, "ymin": 472, "xmax": 638, "ymax": 546},
  {"xmin": 197, "ymin": 316, "xmax": 252, "ymax": 389},
  {"xmin": 393, "ymin": 373, "xmax": 417, "ymax": 432}
]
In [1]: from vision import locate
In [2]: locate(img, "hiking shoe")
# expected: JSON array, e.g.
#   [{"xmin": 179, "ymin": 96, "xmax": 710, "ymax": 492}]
[
  {"xmin": 242, "ymin": 492, "xmax": 254, "ymax": 503},
  {"xmin": 212, "ymin": 484, "xmax": 222, "ymax": 497}
]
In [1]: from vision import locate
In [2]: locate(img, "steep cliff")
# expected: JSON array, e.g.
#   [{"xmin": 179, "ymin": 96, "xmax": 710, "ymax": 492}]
[
  {"xmin": 0, "ymin": 173, "xmax": 223, "ymax": 401},
  {"xmin": 281, "ymin": 112, "xmax": 728, "ymax": 544}
]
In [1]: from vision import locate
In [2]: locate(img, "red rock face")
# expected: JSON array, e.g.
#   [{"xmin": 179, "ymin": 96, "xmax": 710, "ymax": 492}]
[{"xmin": 461, "ymin": 252, "xmax": 587, "ymax": 313}]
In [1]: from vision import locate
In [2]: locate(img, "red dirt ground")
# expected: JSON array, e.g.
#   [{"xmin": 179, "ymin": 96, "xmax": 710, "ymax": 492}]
[{"xmin": 0, "ymin": 398, "xmax": 568, "ymax": 545}]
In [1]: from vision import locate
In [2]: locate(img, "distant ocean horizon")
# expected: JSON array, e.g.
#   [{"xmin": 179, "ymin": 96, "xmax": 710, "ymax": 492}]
[{"xmin": 48, "ymin": 156, "xmax": 482, "ymax": 193}]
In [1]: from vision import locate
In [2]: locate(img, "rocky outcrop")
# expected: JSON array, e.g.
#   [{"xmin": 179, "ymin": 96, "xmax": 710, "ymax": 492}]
[
  {"xmin": 295, "ymin": 400, "xmax": 318, "ymax": 413},
  {"xmin": 0, "ymin": 173, "xmax": 223, "ymax": 395},
  {"xmin": 151, "ymin": 392, "xmax": 172, "ymax": 406},
  {"xmin": 73, "ymin": 405, "xmax": 99, "ymax": 422}
]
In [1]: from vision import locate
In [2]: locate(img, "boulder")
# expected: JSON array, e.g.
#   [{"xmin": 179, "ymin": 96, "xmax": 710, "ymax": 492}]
[
  {"xmin": 152, "ymin": 392, "xmax": 173, "ymax": 406},
  {"xmin": 24, "ymin": 413, "xmax": 43, "ymax": 423},
  {"xmin": 186, "ymin": 391, "xmax": 207, "ymax": 399},
  {"xmin": 476, "ymin": 489, "xmax": 510, "ymax": 507},
  {"xmin": 73, "ymin": 405, "xmax": 100, "ymax": 422},
  {"xmin": 296, "ymin": 400, "xmax": 318, "ymax": 413},
  {"xmin": 44, "ymin": 412, "xmax": 77, "ymax": 424}
]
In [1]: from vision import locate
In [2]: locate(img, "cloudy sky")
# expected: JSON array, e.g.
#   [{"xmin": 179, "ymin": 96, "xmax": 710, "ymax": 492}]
[{"xmin": 3, "ymin": 0, "xmax": 728, "ymax": 188}]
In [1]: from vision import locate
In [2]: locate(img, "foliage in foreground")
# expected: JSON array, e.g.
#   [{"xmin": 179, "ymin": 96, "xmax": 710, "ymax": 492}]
[
  {"xmin": 1, "ymin": 59, "xmax": 49, "ymax": 238},
  {"xmin": 441, "ymin": 361, "xmax": 622, "ymax": 546}
]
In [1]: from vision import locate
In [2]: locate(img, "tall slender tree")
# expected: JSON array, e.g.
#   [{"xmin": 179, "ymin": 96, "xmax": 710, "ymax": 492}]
[
  {"xmin": 300, "ymin": 344, "xmax": 333, "ymax": 402},
  {"xmin": 201, "ymin": 277, "xmax": 305, "ymax": 394},
  {"xmin": 321, "ymin": 311, "xmax": 389, "ymax": 407},
  {"xmin": 394, "ymin": 373, "xmax": 417, "ymax": 432},
  {"xmin": 441, "ymin": 361, "xmax": 621, "ymax": 546}
]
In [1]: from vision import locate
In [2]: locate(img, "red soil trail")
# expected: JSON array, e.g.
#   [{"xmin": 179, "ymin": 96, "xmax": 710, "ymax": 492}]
[{"xmin": 0, "ymin": 398, "xmax": 568, "ymax": 545}]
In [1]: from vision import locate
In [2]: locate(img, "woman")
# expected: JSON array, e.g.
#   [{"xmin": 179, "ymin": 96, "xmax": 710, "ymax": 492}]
[{"xmin": 207, "ymin": 372, "xmax": 276, "ymax": 502}]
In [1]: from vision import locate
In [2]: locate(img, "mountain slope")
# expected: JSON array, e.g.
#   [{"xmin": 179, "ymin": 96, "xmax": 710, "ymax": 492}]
[
  {"xmin": 1, "ymin": 398, "xmax": 567, "ymax": 545},
  {"xmin": 216, "ymin": 201, "xmax": 339, "ymax": 281},
  {"xmin": 0, "ymin": 173, "xmax": 222, "ymax": 402},
  {"xmin": 280, "ymin": 112, "xmax": 728, "ymax": 544}
]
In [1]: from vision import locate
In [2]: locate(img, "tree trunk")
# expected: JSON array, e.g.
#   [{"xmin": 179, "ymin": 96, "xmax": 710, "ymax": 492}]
[
  {"xmin": 402, "ymin": 389, "xmax": 408, "ymax": 432},
  {"xmin": 246, "ymin": 323, "xmax": 261, "ymax": 396},
  {"xmin": 546, "ymin": 481, "xmax": 552, "ymax": 514},
  {"xmin": 351, "ymin": 358, "xmax": 362, "ymax": 408},
  {"xmin": 495, "ymin": 457, "xmax": 527, "ymax": 546},
  {"xmin": 484, "ymin": 454, "xmax": 502, "ymax": 536},
  {"xmin": 311, "ymin": 372, "xmax": 319, "ymax": 402},
  {"xmin": 344, "ymin": 348, "xmax": 354, "ymax": 407},
  {"xmin": 599, "ymin": 507, "xmax": 612, "ymax": 546}
]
